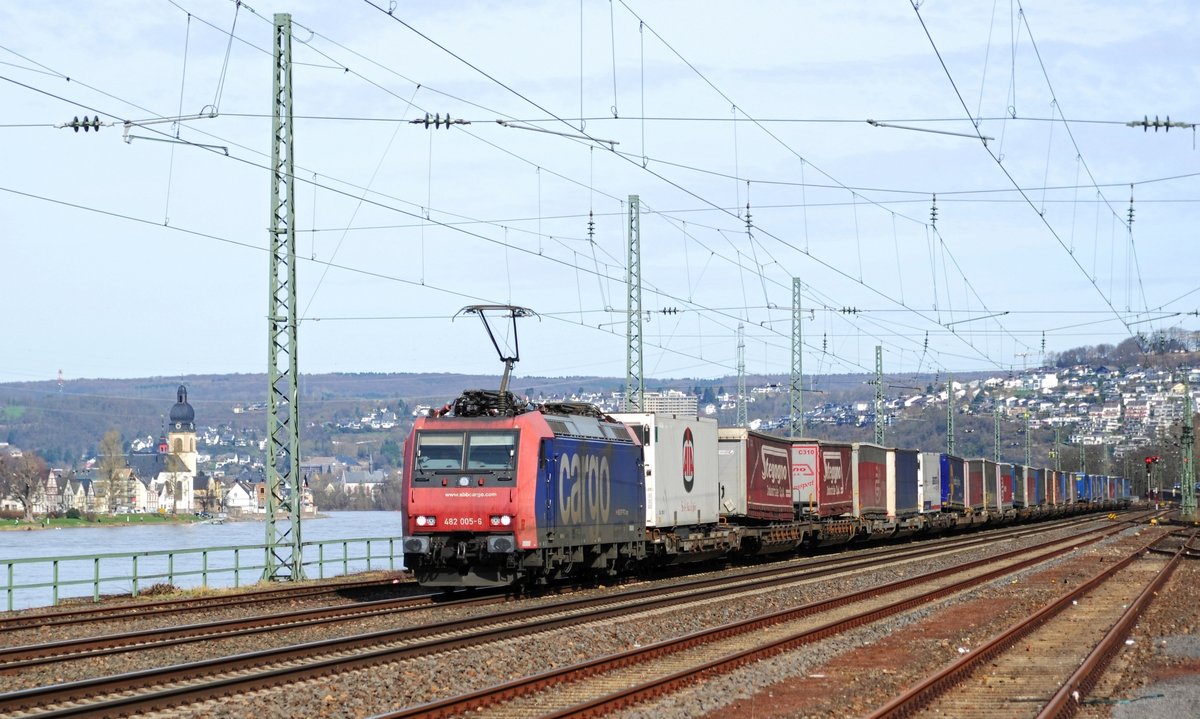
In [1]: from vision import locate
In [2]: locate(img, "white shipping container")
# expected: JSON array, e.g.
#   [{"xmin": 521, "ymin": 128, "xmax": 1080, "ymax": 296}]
[
  {"xmin": 916, "ymin": 452, "xmax": 943, "ymax": 512},
  {"xmin": 611, "ymin": 413, "xmax": 720, "ymax": 528},
  {"xmin": 716, "ymin": 429, "xmax": 745, "ymax": 516}
]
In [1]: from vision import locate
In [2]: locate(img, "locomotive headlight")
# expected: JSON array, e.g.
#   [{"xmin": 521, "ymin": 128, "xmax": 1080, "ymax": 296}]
[
  {"xmin": 415, "ymin": 515, "xmax": 436, "ymax": 527},
  {"xmin": 457, "ymin": 476, "xmax": 471, "ymax": 487},
  {"xmin": 500, "ymin": 514, "xmax": 512, "ymax": 526},
  {"xmin": 489, "ymin": 515, "xmax": 500, "ymax": 526}
]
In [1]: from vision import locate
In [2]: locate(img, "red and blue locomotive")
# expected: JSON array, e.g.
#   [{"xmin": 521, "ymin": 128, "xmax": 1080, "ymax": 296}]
[{"xmin": 401, "ymin": 390, "xmax": 647, "ymax": 587}]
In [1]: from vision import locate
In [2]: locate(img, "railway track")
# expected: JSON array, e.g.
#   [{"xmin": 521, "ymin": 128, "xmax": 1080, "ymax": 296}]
[
  {"xmin": 0, "ymin": 511, "xmax": 1161, "ymax": 719},
  {"xmin": 869, "ymin": 530, "xmax": 1195, "ymax": 719},
  {"xmin": 0, "ymin": 573, "xmax": 412, "ymax": 632},
  {"xmin": 0, "ymin": 514, "xmax": 1130, "ymax": 673},
  {"xmin": 2, "ymin": 515, "xmax": 1106, "ymax": 643},
  {"xmin": 369, "ymin": 519, "xmax": 1153, "ymax": 718},
  {"xmin": 0, "ymin": 513, "xmax": 1155, "ymax": 718}
]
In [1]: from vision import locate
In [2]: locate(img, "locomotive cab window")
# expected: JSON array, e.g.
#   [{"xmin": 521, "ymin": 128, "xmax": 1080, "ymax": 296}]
[
  {"xmin": 415, "ymin": 433, "xmax": 465, "ymax": 470},
  {"xmin": 467, "ymin": 432, "xmax": 517, "ymax": 471},
  {"xmin": 414, "ymin": 432, "xmax": 516, "ymax": 474}
]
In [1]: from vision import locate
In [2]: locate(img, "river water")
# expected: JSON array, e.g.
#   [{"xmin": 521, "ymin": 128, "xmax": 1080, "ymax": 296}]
[{"xmin": 0, "ymin": 511, "xmax": 404, "ymax": 611}]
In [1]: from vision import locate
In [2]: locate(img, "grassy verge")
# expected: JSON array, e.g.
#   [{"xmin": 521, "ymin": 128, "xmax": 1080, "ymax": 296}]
[{"xmin": 0, "ymin": 513, "xmax": 207, "ymax": 530}]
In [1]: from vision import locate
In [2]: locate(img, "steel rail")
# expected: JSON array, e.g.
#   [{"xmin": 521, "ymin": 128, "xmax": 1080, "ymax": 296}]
[
  {"xmin": 371, "ymin": 524, "xmax": 1133, "ymax": 718},
  {"xmin": 0, "ymin": 574, "xmax": 409, "ymax": 631},
  {"xmin": 0, "ymin": 590, "xmax": 471, "ymax": 669},
  {"xmin": 0, "ymin": 515, "xmax": 1109, "ymax": 670},
  {"xmin": 1034, "ymin": 531, "xmax": 1196, "ymax": 719},
  {"xmin": 865, "ymin": 533, "xmax": 1177, "ymax": 718},
  {"xmin": 0, "ymin": 518, "xmax": 1128, "ymax": 717}
]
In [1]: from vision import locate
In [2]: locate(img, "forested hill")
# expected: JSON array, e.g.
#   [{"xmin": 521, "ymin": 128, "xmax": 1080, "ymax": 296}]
[
  {"xmin": 0, "ymin": 372, "xmax": 612, "ymax": 465},
  {"xmin": 1, "ymin": 372, "xmax": 862, "ymax": 467}
]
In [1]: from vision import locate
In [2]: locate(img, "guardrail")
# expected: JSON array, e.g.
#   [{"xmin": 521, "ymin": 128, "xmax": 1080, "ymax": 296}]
[{"xmin": 0, "ymin": 537, "xmax": 402, "ymax": 612}]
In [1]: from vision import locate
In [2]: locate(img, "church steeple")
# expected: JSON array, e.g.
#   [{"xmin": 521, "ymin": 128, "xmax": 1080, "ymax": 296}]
[
  {"xmin": 167, "ymin": 385, "xmax": 198, "ymax": 473},
  {"xmin": 169, "ymin": 385, "xmax": 195, "ymax": 432}
]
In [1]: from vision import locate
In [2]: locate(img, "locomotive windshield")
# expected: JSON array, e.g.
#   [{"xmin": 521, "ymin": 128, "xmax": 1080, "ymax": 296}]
[
  {"xmin": 415, "ymin": 431, "xmax": 516, "ymax": 471},
  {"xmin": 416, "ymin": 433, "xmax": 464, "ymax": 469},
  {"xmin": 467, "ymin": 433, "xmax": 517, "ymax": 469}
]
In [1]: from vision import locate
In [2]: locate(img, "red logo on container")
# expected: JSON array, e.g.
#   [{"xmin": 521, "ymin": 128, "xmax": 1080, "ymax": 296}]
[{"xmin": 682, "ymin": 427, "xmax": 695, "ymax": 493}]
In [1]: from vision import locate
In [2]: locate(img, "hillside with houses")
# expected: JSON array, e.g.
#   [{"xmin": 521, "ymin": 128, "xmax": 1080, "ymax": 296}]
[{"xmin": 2, "ymin": 340, "xmax": 1198, "ymax": 519}]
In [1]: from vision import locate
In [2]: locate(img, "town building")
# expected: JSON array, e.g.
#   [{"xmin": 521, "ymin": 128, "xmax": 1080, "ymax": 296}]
[{"xmin": 125, "ymin": 385, "xmax": 197, "ymax": 513}]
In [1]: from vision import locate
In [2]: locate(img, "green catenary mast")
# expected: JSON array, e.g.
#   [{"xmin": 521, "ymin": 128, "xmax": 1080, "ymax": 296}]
[
  {"xmin": 624, "ymin": 195, "xmax": 643, "ymax": 412},
  {"xmin": 789, "ymin": 277, "xmax": 804, "ymax": 437},
  {"xmin": 1182, "ymin": 379, "xmax": 1196, "ymax": 518},
  {"xmin": 264, "ymin": 13, "xmax": 303, "ymax": 581}
]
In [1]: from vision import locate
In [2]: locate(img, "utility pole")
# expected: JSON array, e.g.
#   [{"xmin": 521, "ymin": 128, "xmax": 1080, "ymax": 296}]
[
  {"xmin": 1024, "ymin": 410, "xmax": 1032, "ymax": 467},
  {"xmin": 946, "ymin": 374, "xmax": 955, "ymax": 455},
  {"xmin": 993, "ymin": 404, "xmax": 1001, "ymax": 463},
  {"xmin": 874, "ymin": 346, "xmax": 885, "ymax": 445},
  {"xmin": 736, "ymin": 323, "xmax": 747, "ymax": 428},
  {"xmin": 1054, "ymin": 427, "xmax": 1062, "ymax": 472},
  {"xmin": 624, "ymin": 195, "xmax": 643, "ymax": 412},
  {"xmin": 1182, "ymin": 378, "xmax": 1196, "ymax": 518},
  {"xmin": 264, "ymin": 12, "xmax": 303, "ymax": 581},
  {"xmin": 789, "ymin": 277, "xmax": 804, "ymax": 437},
  {"xmin": 1015, "ymin": 352, "xmax": 1031, "ymax": 373}
]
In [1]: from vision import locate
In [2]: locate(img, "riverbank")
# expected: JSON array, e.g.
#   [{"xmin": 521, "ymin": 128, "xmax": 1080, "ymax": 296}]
[
  {"xmin": 0, "ymin": 511, "xmax": 403, "ymax": 611},
  {"xmin": 0, "ymin": 513, "xmax": 209, "ymax": 531},
  {"xmin": 1, "ymin": 511, "xmax": 328, "ymax": 531}
]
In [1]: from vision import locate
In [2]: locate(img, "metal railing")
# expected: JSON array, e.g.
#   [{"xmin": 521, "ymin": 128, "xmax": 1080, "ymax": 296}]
[{"xmin": 1, "ymin": 536, "xmax": 402, "ymax": 612}]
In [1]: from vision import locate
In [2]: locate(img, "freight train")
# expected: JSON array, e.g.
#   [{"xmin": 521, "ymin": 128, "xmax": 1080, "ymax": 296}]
[{"xmin": 401, "ymin": 389, "xmax": 1131, "ymax": 589}]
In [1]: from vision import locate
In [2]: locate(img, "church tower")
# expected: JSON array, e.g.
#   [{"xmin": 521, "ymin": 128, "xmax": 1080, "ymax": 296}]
[{"xmin": 167, "ymin": 385, "xmax": 198, "ymax": 474}]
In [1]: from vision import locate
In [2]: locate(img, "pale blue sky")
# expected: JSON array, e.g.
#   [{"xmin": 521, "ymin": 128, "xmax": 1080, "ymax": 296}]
[{"xmin": 2, "ymin": 1, "xmax": 1197, "ymax": 385}]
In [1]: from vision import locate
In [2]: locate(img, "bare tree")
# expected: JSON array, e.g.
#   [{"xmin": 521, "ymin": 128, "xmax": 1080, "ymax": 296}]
[
  {"xmin": 199, "ymin": 475, "xmax": 224, "ymax": 513},
  {"xmin": 165, "ymin": 452, "xmax": 187, "ymax": 514},
  {"xmin": 97, "ymin": 430, "xmax": 125, "ymax": 513},
  {"xmin": 0, "ymin": 453, "xmax": 50, "ymax": 521}
]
